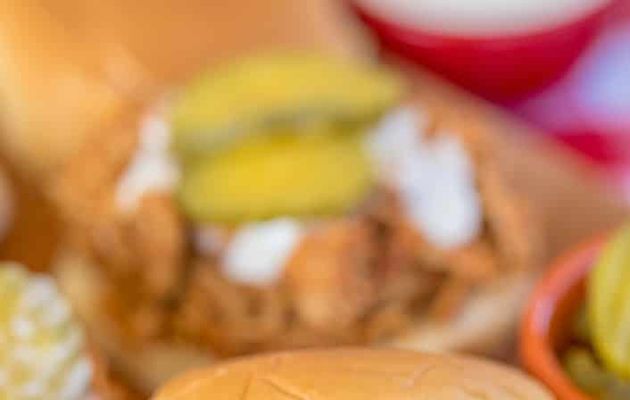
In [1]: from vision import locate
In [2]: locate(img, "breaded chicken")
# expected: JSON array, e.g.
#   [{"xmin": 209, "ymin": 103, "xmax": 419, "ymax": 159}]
[{"xmin": 52, "ymin": 99, "xmax": 537, "ymax": 397}]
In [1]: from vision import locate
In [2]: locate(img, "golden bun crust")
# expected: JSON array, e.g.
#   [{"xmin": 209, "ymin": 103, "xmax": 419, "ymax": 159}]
[
  {"xmin": 40, "ymin": 0, "xmax": 370, "ymax": 85},
  {"xmin": 0, "ymin": 0, "xmax": 128, "ymax": 178},
  {"xmin": 153, "ymin": 348, "xmax": 553, "ymax": 400}
]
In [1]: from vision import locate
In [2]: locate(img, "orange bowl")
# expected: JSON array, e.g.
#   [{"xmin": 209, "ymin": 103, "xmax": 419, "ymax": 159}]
[{"xmin": 520, "ymin": 234, "xmax": 609, "ymax": 400}]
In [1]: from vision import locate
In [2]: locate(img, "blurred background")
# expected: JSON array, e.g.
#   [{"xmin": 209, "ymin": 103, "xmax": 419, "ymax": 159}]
[
  {"xmin": 506, "ymin": 0, "xmax": 630, "ymax": 196},
  {"xmin": 353, "ymin": 0, "xmax": 630, "ymax": 197}
]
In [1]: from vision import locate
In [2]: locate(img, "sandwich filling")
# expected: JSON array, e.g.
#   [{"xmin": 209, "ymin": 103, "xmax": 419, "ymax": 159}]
[
  {"xmin": 116, "ymin": 104, "xmax": 481, "ymax": 286},
  {"xmin": 55, "ymin": 53, "xmax": 532, "ymax": 359}
]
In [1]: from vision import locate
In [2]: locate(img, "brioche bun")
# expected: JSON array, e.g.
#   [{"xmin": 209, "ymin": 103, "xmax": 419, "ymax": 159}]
[
  {"xmin": 152, "ymin": 348, "xmax": 553, "ymax": 399},
  {"xmin": 0, "ymin": 0, "xmax": 129, "ymax": 178},
  {"xmin": 0, "ymin": 0, "xmax": 369, "ymax": 179}
]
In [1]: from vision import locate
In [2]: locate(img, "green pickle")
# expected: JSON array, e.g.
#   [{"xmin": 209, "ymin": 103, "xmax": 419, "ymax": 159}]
[
  {"xmin": 171, "ymin": 53, "xmax": 400, "ymax": 223},
  {"xmin": 178, "ymin": 130, "xmax": 373, "ymax": 223},
  {"xmin": 588, "ymin": 225, "xmax": 630, "ymax": 381},
  {"xmin": 564, "ymin": 347, "xmax": 630, "ymax": 399},
  {"xmin": 572, "ymin": 305, "xmax": 591, "ymax": 344},
  {"xmin": 567, "ymin": 224, "xmax": 630, "ymax": 399},
  {"xmin": 0, "ymin": 263, "xmax": 91, "ymax": 400},
  {"xmin": 171, "ymin": 53, "xmax": 403, "ymax": 155},
  {"xmin": 564, "ymin": 347, "xmax": 611, "ymax": 395}
]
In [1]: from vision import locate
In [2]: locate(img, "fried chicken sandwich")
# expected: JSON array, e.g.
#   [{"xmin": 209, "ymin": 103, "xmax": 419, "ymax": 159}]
[{"xmin": 53, "ymin": 53, "xmax": 538, "ymax": 397}]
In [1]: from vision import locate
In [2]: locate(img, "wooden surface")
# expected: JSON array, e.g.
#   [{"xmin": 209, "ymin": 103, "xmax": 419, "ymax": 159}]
[{"xmin": 0, "ymin": 0, "xmax": 627, "ymax": 273}]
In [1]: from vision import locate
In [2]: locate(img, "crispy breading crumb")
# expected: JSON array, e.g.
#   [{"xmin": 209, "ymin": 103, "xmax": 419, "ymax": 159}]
[{"xmin": 284, "ymin": 219, "xmax": 378, "ymax": 333}]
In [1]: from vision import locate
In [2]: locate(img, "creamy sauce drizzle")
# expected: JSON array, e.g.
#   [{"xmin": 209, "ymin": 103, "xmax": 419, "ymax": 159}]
[
  {"xmin": 366, "ymin": 107, "xmax": 482, "ymax": 249},
  {"xmin": 219, "ymin": 219, "xmax": 304, "ymax": 286},
  {"xmin": 116, "ymin": 113, "xmax": 180, "ymax": 212}
]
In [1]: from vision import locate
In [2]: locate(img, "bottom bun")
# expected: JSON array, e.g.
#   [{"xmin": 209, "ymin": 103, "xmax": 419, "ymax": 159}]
[
  {"xmin": 154, "ymin": 348, "xmax": 553, "ymax": 399},
  {"xmin": 55, "ymin": 252, "xmax": 538, "ymax": 397}
]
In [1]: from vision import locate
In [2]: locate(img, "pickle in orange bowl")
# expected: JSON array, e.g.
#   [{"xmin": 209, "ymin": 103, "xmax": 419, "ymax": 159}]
[
  {"xmin": 522, "ymin": 228, "xmax": 630, "ymax": 400},
  {"xmin": 589, "ymin": 225, "xmax": 630, "ymax": 382}
]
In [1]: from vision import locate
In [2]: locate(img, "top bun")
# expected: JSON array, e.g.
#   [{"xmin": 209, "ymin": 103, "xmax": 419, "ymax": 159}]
[
  {"xmin": 152, "ymin": 348, "xmax": 553, "ymax": 399},
  {"xmin": 0, "ymin": 0, "xmax": 368, "ymax": 179}
]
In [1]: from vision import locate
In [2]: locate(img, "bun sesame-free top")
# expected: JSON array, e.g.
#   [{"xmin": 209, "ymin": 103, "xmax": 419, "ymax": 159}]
[{"xmin": 153, "ymin": 348, "xmax": 554, "ymax": 400}]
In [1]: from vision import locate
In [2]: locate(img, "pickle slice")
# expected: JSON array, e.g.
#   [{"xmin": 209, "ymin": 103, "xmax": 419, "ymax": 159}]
[
  {"xmin": 178, "ymin": 131, "xmax": 373, "ymax": 223},
  {"xmin": 0, "ymin": 264, "xmax": 91, "ymax": 400},
  {"xmin": 564, "ymin": 347, "xmax": 630, "ymax": 399},
  {"xmin": 171, "ymin": 53, "xmax": 403, "ymax": 155},
  {"xmin": 572, "ymin": 305, "xmax": 590, "ymax": 344},
  {"xmin": 589, "ymin": 225, "xmax": 630, "ymax": 381},
  {"xmin": 563, "ymin": 347, "xmax": 611, "ymax": 395}
]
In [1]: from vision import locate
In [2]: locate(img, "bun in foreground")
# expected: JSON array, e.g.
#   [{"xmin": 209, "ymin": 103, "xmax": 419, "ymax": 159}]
[{"xmin": 153, "ymin": 348, "xmax": 553, "ymax": 399}]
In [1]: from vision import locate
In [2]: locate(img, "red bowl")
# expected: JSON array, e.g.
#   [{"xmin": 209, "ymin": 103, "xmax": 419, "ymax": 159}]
[
  {"xmin": 520, "ymin": 234, "xmax": 609, "ymax": 399},
  {"xmin": 350, "ymin": 0, "xmax": 615, "ymax": 99}
]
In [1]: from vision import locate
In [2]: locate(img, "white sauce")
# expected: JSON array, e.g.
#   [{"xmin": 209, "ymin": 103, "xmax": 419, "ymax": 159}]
[
  {"xmin": 115, "ymin": 112, "xmax": 180, "ymax": 212},
  {"xmin": 357, "ymin": 0, "xmax": 610, "ymax": 36},
  {"xmin": 367, "ymin": 107, "xmax": 482, "ymax": 249},
  {"xmin": 221, "ymin": 219, "xmax": 304, "ymax": 286}
]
